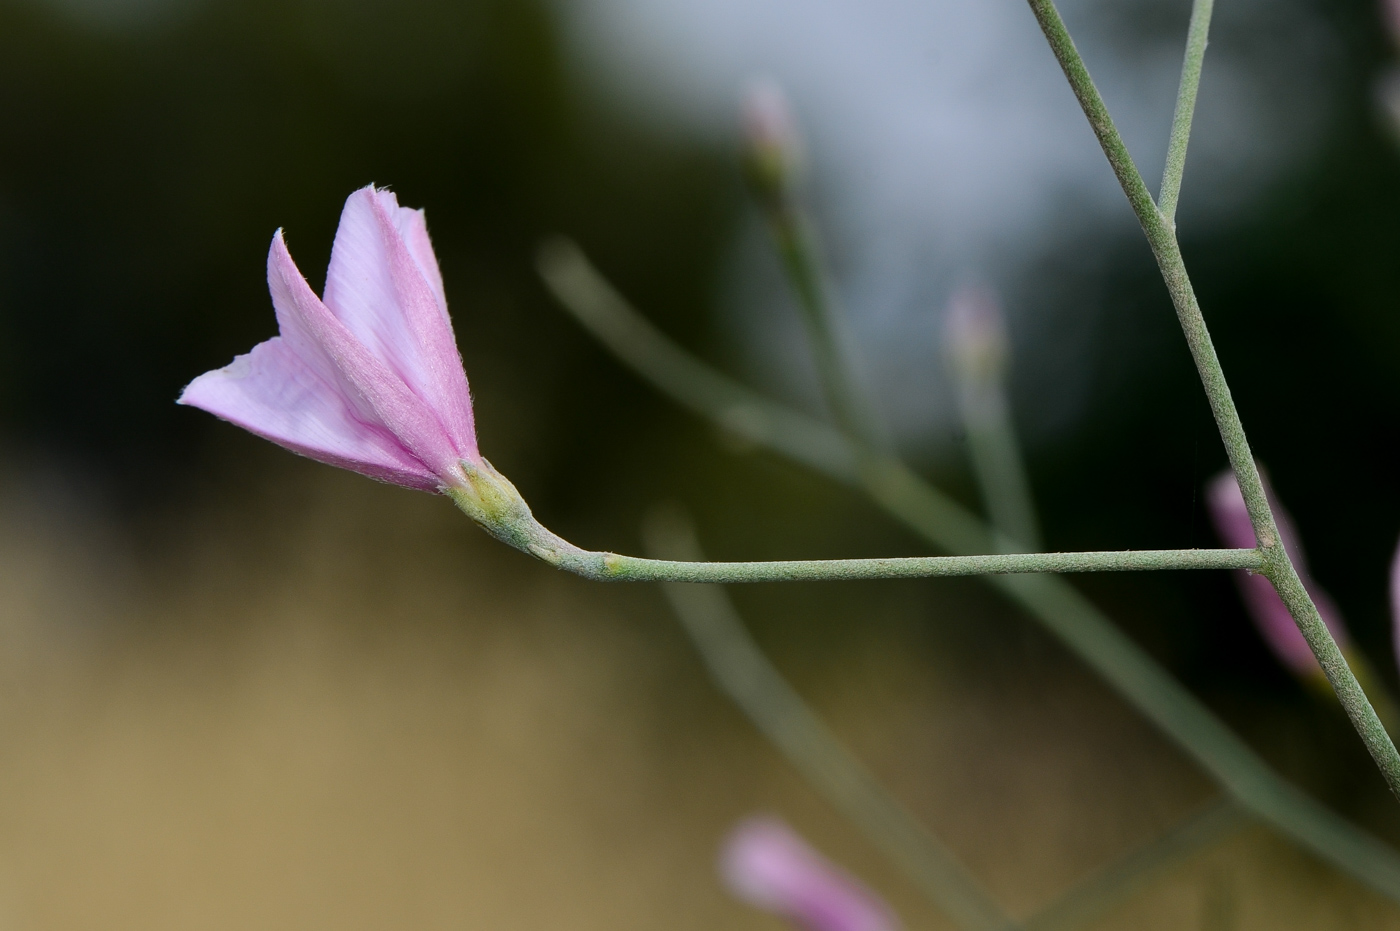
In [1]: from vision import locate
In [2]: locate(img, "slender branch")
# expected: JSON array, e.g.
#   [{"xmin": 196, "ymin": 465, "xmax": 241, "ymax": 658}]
[
  {"xmin": 1024, "ymin": 800, "xmax": 1246, "ymax": 931},
  {"xmin": 1158, "ymin": 0, "xmax": 1216, "ymax": 223},
  {"xmin": 656, "ymin": 507, "xmax": 1253, "ymax": 931},
  {"xmin": 946, "ymin": 289, "xmax": 1043, "ymax": 551},
  {"xmin": 536, "ymin": 244, "xmax": 1400, "ymax": 899},
  {"xmin": 645, "ymin": 510, "xmax": 1014, "ymax": 931},
  {"xmin": 449, "ymin": 468, "xmax": 1257, "ymax": 580},
  {"xmin": 1024, "ymin": 0, "xmax": 1400, "ymax": 801},
  {"xmin": 743, "ymin": 111, "xmax": 883, "ymax": 448},
  {"xmin": 961, "ymin": 385, "xmax": 1042, "ymax": 552},
  {"xmin": 568, "ymin": 546, "xmax": 1261, "ymax": 584},
  {"xmin": 537, "ymin": 238, "xmax": 860, "ymax": 484}
]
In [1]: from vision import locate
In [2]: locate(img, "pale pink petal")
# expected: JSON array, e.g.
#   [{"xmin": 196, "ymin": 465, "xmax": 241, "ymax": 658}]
[
  {"xmin": 268, "ymin": 231, "xmax": 465, "ymax": 485},
  {"xmin": 322, "ymin": 186, "xmax": 477, "ymax": 460},
  {"xmin": 1208, "ymin": 470, "xmax": 1349, "ymax": 677},
  {"xmin": 721, "ymin": 817, "xmax": 898, "ymax": 931},
  {"xmin": 179, "ymin": 338, "xmax": 441, "ymax": 491},
  {"xmin": 391, "ymin": 205, "xmax": 448, "ymax": 313}
]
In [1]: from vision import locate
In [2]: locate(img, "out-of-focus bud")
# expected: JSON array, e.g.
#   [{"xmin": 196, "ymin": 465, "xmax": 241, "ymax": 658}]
[
  {"xmin": 742, "ymin": 78, "xmax": 804, "ymax": 206},
  {"xmin": 944, "ymin": 285, "xmax": 1008, "ymax": 388},
  {"xmin": 721, "ymin": 816, "xmax": 900, "ymax": 931},
  {"xmin": 1207, "ymin": 469, "xmax": 1350, "ymax": 683},
  {"xmin": 1376, "ymin": 68, "xmax": 1400, "ymax": 144}
]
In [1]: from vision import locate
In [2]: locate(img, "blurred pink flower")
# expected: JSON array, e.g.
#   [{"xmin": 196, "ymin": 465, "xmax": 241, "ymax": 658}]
[
  {"xmin": 721, "ymin": 816, "xmax": 899, "ymax": 931},
  {"xmin": 1386, "ymin": 0, "xmax": 1400, "ymax": 49},
  {"xmin": 180, "ymin": 186, "xmax": 478, "ymax": 492},
  {"xmin": 944, "ymin": 285, "xmax": 1008, "ymax": 386},
  {"xmin": 1207, "ymin": 469, "xmax": 1350, "ymax": 678},
  {"xmin": 742, "ymin": 78, "xmax": 804, "ymax": 196}
]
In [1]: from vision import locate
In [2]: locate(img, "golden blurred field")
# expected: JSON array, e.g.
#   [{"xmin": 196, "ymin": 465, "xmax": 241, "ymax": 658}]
[{"xmin": 0, "ymin": 462, "xmax": 1395, "ymax": 929}]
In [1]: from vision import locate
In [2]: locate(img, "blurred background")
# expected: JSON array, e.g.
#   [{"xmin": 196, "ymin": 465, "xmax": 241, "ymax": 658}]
[{"xmin": 3, "ymin": 0, "xmax": 1400, "ymax": 925}]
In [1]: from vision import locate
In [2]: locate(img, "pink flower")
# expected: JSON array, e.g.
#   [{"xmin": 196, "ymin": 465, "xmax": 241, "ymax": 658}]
[
  {"xmin": 180, "ymin": 186, "xmax": 478, "ymax": 492},
  {"xmin": 1207, "ymin": 469, "xmax": 1350, "ymax": 678},
  {"xmin": 721, "ymin": 816, "xmax": 899, "ymax": 931},
  {"xmin": 943, "ymin": 285, "xmax": 1008, "ymax": 385}
]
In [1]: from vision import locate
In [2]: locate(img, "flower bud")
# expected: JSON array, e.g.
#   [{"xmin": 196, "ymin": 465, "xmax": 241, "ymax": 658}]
[
  {"xmin": 944, "ymin": 285, "xmax": 1008, "ymax": 388},
  {"xmin": 742, "ymin": 78, "xmax": 803, "ymax": 206},
  {"xmin": 721, "ymin": 816, "xmax": 899, "ymax": 931}
]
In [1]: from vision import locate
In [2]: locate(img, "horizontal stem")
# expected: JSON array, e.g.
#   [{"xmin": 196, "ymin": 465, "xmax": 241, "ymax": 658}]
[{"xmin": 573, "ymin": 547, "xmax": 1260, "ymax": 584}]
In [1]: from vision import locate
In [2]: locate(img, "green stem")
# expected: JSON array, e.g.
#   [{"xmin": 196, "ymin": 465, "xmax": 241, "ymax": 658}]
[
  {"xmin": 535, "ymin": 243, "xmax": 1400, "ymax": 898},
  {"xmin": 645, "ymin": 510, "xmax": 1013, "ymax": 931},
  {"xmin": 1158, "ymin": 0, "xmax": 1215, "ymax": 223},
  {"xmin": 1025, "ymin": 0, "xmax": 1400, "ymax": 800},
  {"xmin": 759, "ymin": 179, "xmax": 884, "ymax": 448},
  {"xmin": 448, "ymin": 473, "xmax": 1257, "ymax": 580},
  {"xmin": 1024, "ymin": 800, "xmax": 1246, "ymax": 931},
  {"xmin": 579, "ymin": 546, "xmax": 1258, "ymax": 583},
  {"xmin": 957, "ymin": 370, "xmax": 1043, "ymax": 552}
]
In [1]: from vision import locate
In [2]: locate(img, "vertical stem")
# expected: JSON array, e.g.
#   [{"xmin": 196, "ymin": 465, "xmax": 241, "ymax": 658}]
[
  {"xmin": 962, "ymin": 392, "xmax": 1042, "ymax": 552},
  {"xmin": 1025, "ymin": 0, "xmax": 1400, "ymax": 798},
  {"xmin": 947, "ymin": 290, "xmax": 1043, "ymax": 551},
  {"xmin": 1159, "ymin": 0, "xmax": 1216, "ymax": 223},
  {"xmin": 767, "ymin": 207, "xmax": 883, "ymax": 448}
]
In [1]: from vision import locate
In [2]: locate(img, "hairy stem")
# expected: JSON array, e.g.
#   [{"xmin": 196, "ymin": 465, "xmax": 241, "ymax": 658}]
[
  {"xmin": 580, "ymin": 546, "xmax": 1259, "ymax": 583},
  {"xmin": 1025, "ymin": 0, "xmax": 1400, "ymax": 800},
  {"xmin": 1159, "ymin": 0, "xmax": 1215, "ymax": 223}
]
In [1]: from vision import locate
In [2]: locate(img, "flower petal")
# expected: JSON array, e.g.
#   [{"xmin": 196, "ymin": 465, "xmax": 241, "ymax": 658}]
[
  {"xmin": 178, "ymin": 337, "xmax": 441, "ymax": 491},
  {"xmin": 721, "ymin": 817, "xmax": 898, "ymax": 931},
  {"xmin": 268, "ymin": 229, "xmax": 465, "ymax": 485},
  {"xmin": 322, "ymin": 186, "xmax": 478, "ymax": 460}
]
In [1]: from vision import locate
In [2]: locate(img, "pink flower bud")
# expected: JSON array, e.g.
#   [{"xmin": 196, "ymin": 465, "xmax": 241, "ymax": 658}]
[
  {"xmin": 943, "ymin": 285, "xmax": 1008, "ymax": 385},
  {"xmin": 742, "ymin": 78, "xmax": 803, "ymax": 195},
  {"xmin": 180, "ymin": 186, "xmax": 479, "ymax": 492},
  {"xmin": 720, "ymin": 816, "xmax": 899, "ymax": 931},
  {"xmin": 1207, "ymin": 469, "xmax": 1350, "ymax": 678}
]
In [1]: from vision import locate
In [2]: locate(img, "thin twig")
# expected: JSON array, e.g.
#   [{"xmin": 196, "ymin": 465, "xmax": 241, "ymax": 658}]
[
  {"xmin": 571, "ymin": 546, "xmax": 1262, "ymax": 583},
  {"xmin": 1024, "ymin": 800, "xmax": 1247, "ymax": 931},
  {"xmin": 1024, "ymin": 0, "xmax": 1400, "ymax": 800},
  {"xmin": 535, "ymin": 243, "xmax": 1400, "ymax": 900},
  {"xmin": 1159, "ymin": 0, "xmax": 1216, "ymax": 223},
  {"xmin": 645, "ymin": 509, "xmax": 1014, "ymax": 931}
]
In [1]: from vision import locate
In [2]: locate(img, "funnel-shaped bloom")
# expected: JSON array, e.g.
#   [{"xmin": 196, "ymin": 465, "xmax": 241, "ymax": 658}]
[
  {"xmin": 721, "ymin": 816, "xmax": 899, "ymax": 931},
  {"xmin": 181, "ymin": 186, "xmax": 478, "ymax": 492},
  {"xmin": 1207, "ymin": 469, "xmax": 1350, "ymax": 678}
]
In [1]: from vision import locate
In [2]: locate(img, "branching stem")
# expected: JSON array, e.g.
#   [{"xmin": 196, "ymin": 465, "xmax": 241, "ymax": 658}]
[
  {"xmin": 1159, "ymin": 0, "xmax": 1215, "ymax": 223},
  {"xmin": 1025, "ymin": 0, "xmax": 1400, "ymax": 800},
  {"xmin": 537, "ymin": 242, "xmax": 1400, "ymax": 898}
]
